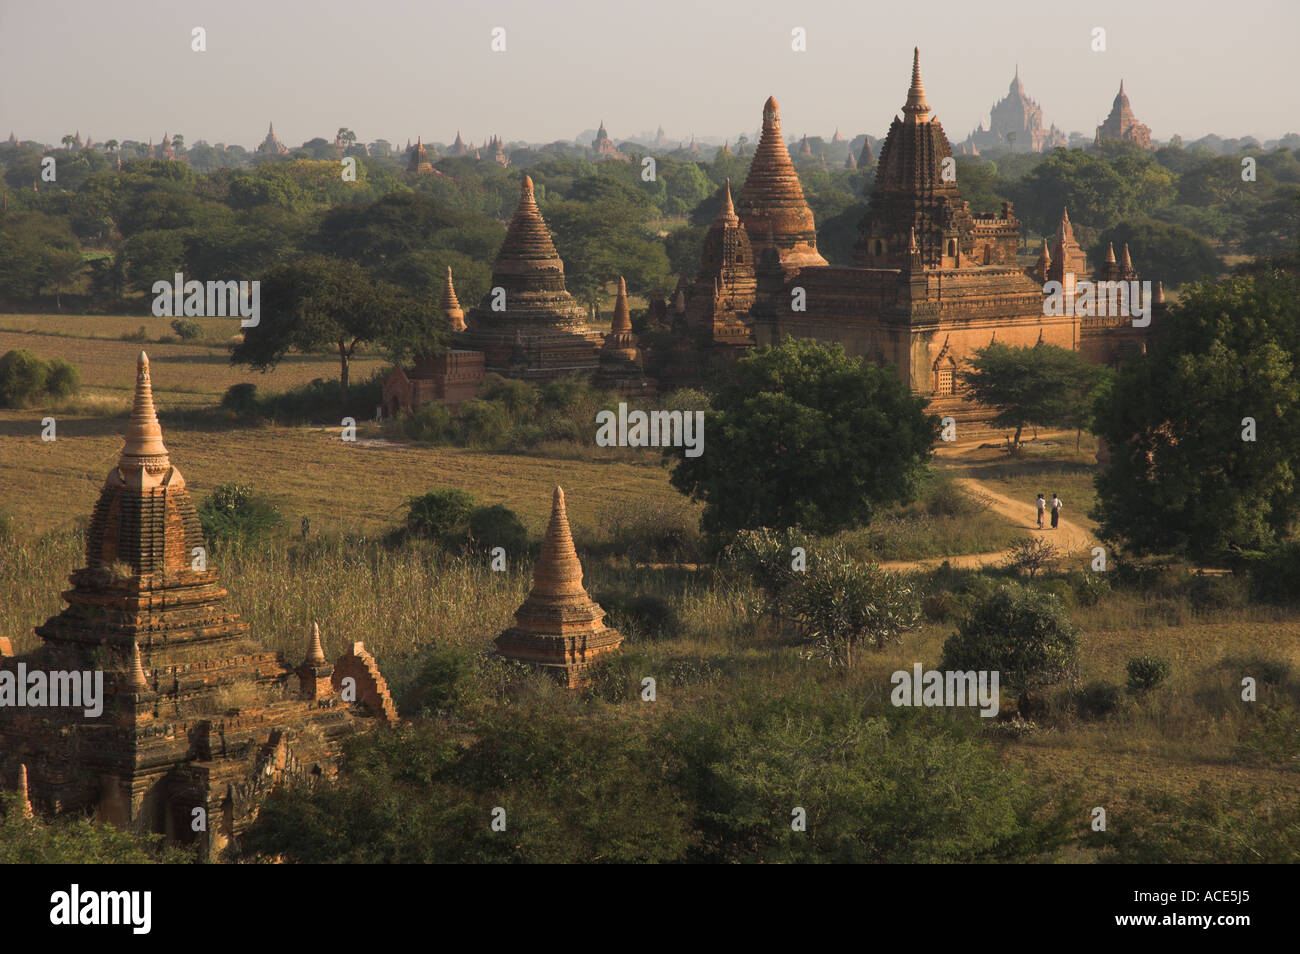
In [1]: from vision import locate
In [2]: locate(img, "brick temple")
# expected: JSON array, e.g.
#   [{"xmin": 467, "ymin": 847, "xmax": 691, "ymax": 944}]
[
  {"xmin": 960, "ymin": 67, "xmax": 1067, "ymax": 155},
  {"xmin": 495, "ymin": 487, "xmax": 623, "ymax": 688},
  {"xmin": 384, "ymin": 48, "xmax": 1164, "ymax": 432},
  {"xmin": 1095, "ymin": 81, "xmax": 1153, "ymax": 149},
  {"xmin": 462, "ymin": 175, "xmax": 605, "ymax": 381},
  {"xmin": 0, "ymin": 353, "xmax": 397, "ymax": 857}
]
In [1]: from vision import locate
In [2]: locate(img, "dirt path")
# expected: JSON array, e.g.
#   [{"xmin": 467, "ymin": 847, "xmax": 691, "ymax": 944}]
[{"xmin": 880, "ymin": 476, "xmax": 1098, "ymax": 573}]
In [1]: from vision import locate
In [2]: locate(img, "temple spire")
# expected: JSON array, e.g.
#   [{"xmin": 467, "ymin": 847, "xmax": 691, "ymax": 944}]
[
  {"xmin": 304, "ymin": 621, "xmax": 327, "ymax": 666},
  {"xmin": 1105, "ymin": 242, "xmax": 1116, "ymax": 264},
  {"xmin": 18, "ymin": 763, "xmax": 33, "ymax": 818},
  {"xmin": 904, "ymin": 47, "xmax": 930, "ymax": 120},
  {"xmin": 720, "ymin": 177, "xmax": 735, "ymax": 219},
  {"xmin": 1120, "ymin": 243, "xmax": 1133, "ymax": 271},
  {"xmin": 611, "ymin": 277, "xmax": 631, "ymax": 334},
  {"xmin": 532, "ymin": 487, "xmax": 586, "ymax": 598},
  {"xmin": 121, "ymin": 352, "xmax": 169, "ymax": 467}
]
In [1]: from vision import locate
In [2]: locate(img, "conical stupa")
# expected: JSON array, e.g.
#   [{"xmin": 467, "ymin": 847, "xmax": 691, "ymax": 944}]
[
  {"xmin": 735, "ymin": 96, "xmax": 828, "ymax": 274},
  {"xmin": 494, "ymin": 487, "xmax": 623, "ymax": 687}
]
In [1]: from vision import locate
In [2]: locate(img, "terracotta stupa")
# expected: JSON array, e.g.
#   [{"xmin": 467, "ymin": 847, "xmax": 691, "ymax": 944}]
[{"xmin": 495, "ymin": 487, "xmax": 623, "ymax": 687}]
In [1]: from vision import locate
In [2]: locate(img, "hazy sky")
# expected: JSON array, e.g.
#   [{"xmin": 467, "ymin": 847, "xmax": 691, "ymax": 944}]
[{"xmin": 2, "ymin": 0, "xmax": 1297, "ymax": 149}]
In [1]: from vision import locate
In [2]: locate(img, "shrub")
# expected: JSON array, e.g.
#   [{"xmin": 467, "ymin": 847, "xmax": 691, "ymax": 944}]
[
  {"xmin": 602, "ymin": 497, "xmax": 703, "ymax": 563},
  {"xmin": 1185, "ymin": 572, "xmax": 1249, "ymax": 614},
  {"xmin": 453, "ymin": 398, "xmax": 511, "ymax": 448},
  {"xmin": 594, "ymin": 590, "xmax": 680, "ymax": 641},
  {"xmin": 405, "ymin": 402, "xmax": 452, "ymax": 444},
  {"xmin": 790, "ymin": 561, "xmax": 920, "ymax": 666},
  {"xmin": 120, "ymin": 325, "xmax": 150, "ymax": 343},
  {"xmin": 395, "ymin": 645, "xmax": 475, "ymax": 717},
  {"xmin": 467, "ymin": 505, "xmax": 528, "ymax": 559},
  {"xmin": 1075, "ymin": 680, "xmax": 1123, "ymax": 719},
  {"xmin": 1065, "ymin": 569, "xmax": 1109, "ymax": 606},
  {"xmin": 197, "ymin": 483, "xmax": 284, "ymax": 548},
  {"xmin": 1126, "ymin": 655, "xmax": 1171, "ymax": 693},
  {"xmin": 405, "ymin": 488, "xmax": 475, "ymax": 541},
  {"xmin": 170, "ymin": 318, "xmax": 202, "ymax": 339},
  {"xmin": 1245, "ymin": 542, "xmax": 1300, "ymax": 604},
  {"xmin": 940, "ymin": 583, "xmax": 1080, "ymax": 709},
  {"xmin": 479, "ymin": 375, "xmax": 537, "ymax": 416},
  {"xmin": 1221, "ymin": 653, "xmax": 1292, "ymax": 687},
  {"xmin": 0, "ymin": 349, "xmax": 49, "ymax": 407},
  {"xmin": 723, "ymin": 527, "xmax": 811, "ymax": 615},
  {"xmin": 220, "ymin": 382, "xmax": 259, "ymax": 416},
  {"xmin": 507, "ymin": 423, "xmax": 545, "ymax": 450},
  {"xmin": 1008, "ymin": 536, "xmax": 1059, "ymax": 578},
  {"xmin": 45, "ymin": 358, "xmax": 80, "ymax": 399}
]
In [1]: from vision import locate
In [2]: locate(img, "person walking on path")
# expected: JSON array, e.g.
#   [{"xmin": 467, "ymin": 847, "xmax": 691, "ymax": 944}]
[
  {"xmin": 1036, "ymin": 493, "xmax": 1046, "ymax": 529},
  {"xmin": 1050, "ymin": 493, "xmax": 1062, "ymax": 529}
]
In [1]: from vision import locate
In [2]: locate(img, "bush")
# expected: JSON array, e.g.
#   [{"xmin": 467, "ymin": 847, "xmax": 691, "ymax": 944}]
[
  {"xmin": 120, "ymin": 324, "xmax": 150, "ymax": 343},
  {"xmin": 1076, "ymin": 680, "xmax": 1123, "ymax": 719},
  {"xmin": 0, "ymin": 350, "xmax": 82, "ymax": 407},
  {"xmin": 1185, "ymin": 572, "xmax": 1248, "ymax": 613},
  {"xmin": 941, "ymin": 582, "xmax": 1080, "ymax": 708},
  {"xmin": 467, "ymin": 505, "xmax": 528, "ymax": 559},
  {"xmin": 45, "ymin": 358, "xmax": 80, "ymax": 398},
  {"xmin": 221, "ymin": 382, "xmax": 259, "ymax": 416},
  {"xmin": 1126, "ymin": 655, "xmax": 1171, "ymax": 693},
  {"xmin": 1065, "ymin": 569, "xmax": 1109, "ymax": 606},
  {"xmin": 790, "ymin": 561, "xmax": 920, "ymax": 666},
  {"xmin": 0, "ymin": 349, "xmax": 49, "ymax": 407},
  {"xmin": 453, "ymin": 398, "xmax": 511, "ymax": 448},
  {"xmin": 507, "ymin": 423, "xmax": 546, "ymax": 450},
  {"xmin": 1246, "ymin": 542, "xmax": 1300, "ymax": 604},
  {"xmin": 405, "ymin": 488, "xmax": 475, "ymax": 541},
  {"xmin": 395, "ymin": 645, "xmax": 475, "ymax": 717},
  {"xmin": 479, "ymin": 375, "xmax": 537, "ymax": 416},
  {"xmin": 594, "ymin": 590, "xmax": 680, "ymax": 641},
  {"xmin": 405, "ymin": 402, "xmax": 452, "ymax": 444},
  {"xmin": 1221, "ymin": 653, "xmax": 1292, "ymax": 687},
  {"xmin": 1008, "ymin": 536, "xmax": 1059, "ymax": 578},
  {"xmin": 170, "ymin": 318, "xmax": 202, "ymax": 339},
  {"xmin": 602, "ymin": 497, "xmax": 704, "ymax": 563},
  {"xmin": 197, "ymin": 483, "xmax": 284, "ymax": 548}
]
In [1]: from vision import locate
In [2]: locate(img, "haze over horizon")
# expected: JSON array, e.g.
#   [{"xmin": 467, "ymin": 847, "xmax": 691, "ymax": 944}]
[{"xmin": 2, "ymin": 0, "xmax": 1297, "ymax": 149}]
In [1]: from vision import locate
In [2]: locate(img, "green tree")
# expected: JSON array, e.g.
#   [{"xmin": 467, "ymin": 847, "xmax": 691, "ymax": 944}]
[
  {"xmin": 231, "ymin": 255, "xmax": 424, "ymax": 403},
  {"xmin": 960, "ymin": 343, "xmax": 1103, "ymax": 452},
  {"xmin": 1092, "ymin": 268, "xmax": 1300, "ymax": 559},
  {"xmin": 790, "ymin": 560, "xmax": 920, "ymax": 666},
  {"xmin": 668, "ymin": 338, "xmax": 938, "ymax": 536},
  {"xmin": 940, "ymin": 582, "xmax": 1080, "ymax": 711},
  {"xmin": 1093, "ymin": 219, "xmax": 1223, "ymax": 287}
]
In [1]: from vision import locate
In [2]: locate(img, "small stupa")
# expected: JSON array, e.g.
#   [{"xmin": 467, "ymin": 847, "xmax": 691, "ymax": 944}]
[{"xmin": 495, "ymin": 487, "xmax": 623, "ymax": 687}]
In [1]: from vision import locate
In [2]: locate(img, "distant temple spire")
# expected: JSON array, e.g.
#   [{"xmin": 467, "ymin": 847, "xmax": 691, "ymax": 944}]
[
  {"xmin": 441, "ymin": 266, "xmax": 466, "ymax": 332},
  {"xmin": 304, "ymin": 621, "xmax": 327, "ymax": 667}
]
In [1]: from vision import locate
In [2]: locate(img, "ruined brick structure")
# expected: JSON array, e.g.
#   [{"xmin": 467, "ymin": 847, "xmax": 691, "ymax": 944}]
[
  {"xmin": 1096, "ymin": 81, "xmax": 1152, "ymax": 149},
  {"xmin": 0, "ymin": 353, "xmax": 396, "ymax": 858},
  {"xmin": 382, "ymin": 350, "xmax": 486, "ymax": 416},
  {"xmin": 495, "ymin": 487, "xmax": 623, "ymax": 688},
  {"xmin": 463, "ymin": 175, "xmax": 603, "ymax": 380},
  {"xmin": 960, "ymin": 68, "xmax": 1067, "ymax": 155}
]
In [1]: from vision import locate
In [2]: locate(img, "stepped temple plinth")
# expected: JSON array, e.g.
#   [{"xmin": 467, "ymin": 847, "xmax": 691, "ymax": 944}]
[
  {"xmin": 464, "ymin": 176, "xmax": 602, "ymax": 380},
  {"xmin": 0, "ymin": 353, "xmax": 396, "ymax": 858},
  {"xmin": 495, "ymin": 487, "xmax": 623, "ymax": 688}
]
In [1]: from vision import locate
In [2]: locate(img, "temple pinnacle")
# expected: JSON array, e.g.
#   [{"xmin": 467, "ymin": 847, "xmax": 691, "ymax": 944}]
[
  {"xmin": 305, "ymin": 621, "xmax": 327, "ymax": 666},
  {"xmin": 905, "ymin": 47, "xmax": 929, "ymax": 118},
  {"xmin": 611, "ymin": 277, "xmax": 631, "ymax": 334},
  {"xmin": 126, "ymin": 641, "xmax": 150, "ymax": 692},
  {"xmin": 531, "ymin": 487, "xmax": 586, "ymax": 599},
  {"xmin": 121, "ymin": 352, "xmax": 169, "ymax": 466}
]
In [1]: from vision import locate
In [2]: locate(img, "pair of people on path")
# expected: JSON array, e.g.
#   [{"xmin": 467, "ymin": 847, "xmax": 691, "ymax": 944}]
[{"xmin": 1036, "ymin": 493, "xmax": 1062, "ymax": 529}]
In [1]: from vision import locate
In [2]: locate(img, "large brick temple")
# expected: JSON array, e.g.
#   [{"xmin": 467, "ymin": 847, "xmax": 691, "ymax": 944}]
[{"xmin": 0, "ymin": 353, "xmax": 397, "ymax": 857}]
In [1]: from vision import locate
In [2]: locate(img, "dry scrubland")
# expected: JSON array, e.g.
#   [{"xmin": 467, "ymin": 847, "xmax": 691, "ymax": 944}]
[{"xmin": 3, "ymin": 313, "xmax": 1300, "ymax": 860}]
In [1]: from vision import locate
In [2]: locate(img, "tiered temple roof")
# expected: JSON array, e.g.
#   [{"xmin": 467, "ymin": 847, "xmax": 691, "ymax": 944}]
[
  {"xmin": 0, "ymin": 353, "xmax": 395, "ymax": 856},
  {"xmin": 735, "ymin": 96, "xmax": 828, "ymax": 275},
  {"xmin": 1096, "ymin": 81, "xmax": 1152, "ymax": 148},
  {"xmin": 686, "ymin": 178, "xmax": 756, "ymax": 357},
  {"xmin": 962, "ymin": 67, "xmax": 1067, "ymax": 153},
  {"xmin": 495, "ymin": 487, "xmax": 623, "ymax": 687},
  {"xmin": 596, "ymin": 277, "xmax": 652, "ymax": 394},
  {"xmin": 441, "ymin": 265, "xmax": 466, "ymax": 332},
  {"xmin": 407, "ymin": 137, "xmax": 434, "ymax": 174},
  {"xmin": 463, "ymin": 176, "xmax": 600, "ymax": 379},
  {"xmin": 257, "ymin": 122, "xmax": 288, "ymax": 155}
]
